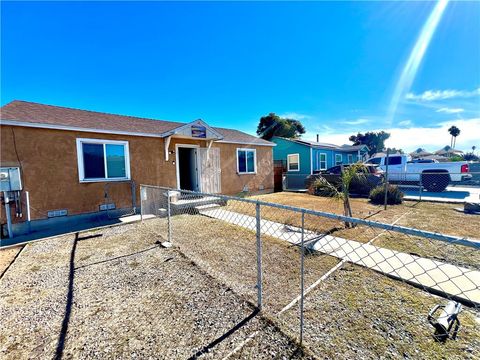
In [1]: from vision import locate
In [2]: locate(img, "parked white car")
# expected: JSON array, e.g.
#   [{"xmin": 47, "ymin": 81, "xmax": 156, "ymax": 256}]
[{"xmin": 364, "ymin": 154, "xmax": 471, "ymax": 192}]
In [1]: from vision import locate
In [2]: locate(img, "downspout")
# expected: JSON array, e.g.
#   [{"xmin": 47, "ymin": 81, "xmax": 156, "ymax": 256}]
[{"xmin": 310, "ymin": 148, "xmax": 313, "ymax": 174}]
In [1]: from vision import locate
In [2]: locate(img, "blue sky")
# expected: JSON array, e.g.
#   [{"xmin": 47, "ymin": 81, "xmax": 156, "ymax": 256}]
[{"xmin": 1, "ymin": 1, "xmax": 479, "ymax": 152}]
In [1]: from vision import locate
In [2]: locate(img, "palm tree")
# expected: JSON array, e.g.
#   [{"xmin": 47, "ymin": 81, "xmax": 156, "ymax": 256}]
[
  {"xmin": 311, "ymin": 164, "xmax": 366, "ymax": 228},
  {"xmin": 448, "ymin": 126, "xmax": 461, "ymax": 149},
  {"xmin": 473, "ymin": 145, "xmax": 477, "ymax": 155}
]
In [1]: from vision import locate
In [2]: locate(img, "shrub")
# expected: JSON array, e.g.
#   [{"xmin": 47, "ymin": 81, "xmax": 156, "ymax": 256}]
[{"xmin": 369, "ymin": 184, "xmax": 404, "ymax": 205}]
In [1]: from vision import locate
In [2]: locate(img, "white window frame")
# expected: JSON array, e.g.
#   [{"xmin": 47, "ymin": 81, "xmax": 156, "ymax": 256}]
[
  {"xmin": 335, "ymin": 154, "xmax": 343, "ymax": 166},
  {"xmin": 76, "ymin": 138, "xmax": 131, "ymax": 183},
  {"xmin": 287, "ymin": 153, "xmax": 300, "ymax": 172},
  {"xmin": 348, "ymin": 154, "xmax": 353, "ymax": 164},
  {"xmin": 318, "ymin": 153, "xmax": 327, "ymax": 170},
  {"xmin": 236, "ymin": 148, "xmax": 257, "ymax": 174}
]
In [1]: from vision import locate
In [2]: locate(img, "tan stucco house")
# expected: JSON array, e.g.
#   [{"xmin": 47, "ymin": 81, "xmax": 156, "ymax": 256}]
[{"xmin": 0, "ymin": 100, "xmax": 274, "ymax": 235}]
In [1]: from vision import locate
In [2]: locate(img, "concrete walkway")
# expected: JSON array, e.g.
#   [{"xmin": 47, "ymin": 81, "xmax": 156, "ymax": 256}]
[{"xmin": 199, "ymin": 208, "xmax": 480, "ymax": 306}]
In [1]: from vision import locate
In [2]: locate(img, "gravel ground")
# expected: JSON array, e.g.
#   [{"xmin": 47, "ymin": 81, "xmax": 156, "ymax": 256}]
[{"xmin": 0, "ymin": 222, "xmax": 310, "ymax": 359}]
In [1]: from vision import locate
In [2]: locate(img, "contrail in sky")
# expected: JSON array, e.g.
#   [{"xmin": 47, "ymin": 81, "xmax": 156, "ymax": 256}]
[{"xmin": 387, "ymin": 0, "xmax": 450, "ymax": 125}]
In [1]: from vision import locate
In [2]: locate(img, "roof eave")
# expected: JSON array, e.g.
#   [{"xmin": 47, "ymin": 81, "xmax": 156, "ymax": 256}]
[{"xmin": 0, "ymin": 119, "xmax": 275, "ymax": 147}]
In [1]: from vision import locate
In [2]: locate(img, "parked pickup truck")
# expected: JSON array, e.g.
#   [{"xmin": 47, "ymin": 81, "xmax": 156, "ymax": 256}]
[{"xmin": 364, "ymin": 155, "xmax": 471, "ymax": 192}]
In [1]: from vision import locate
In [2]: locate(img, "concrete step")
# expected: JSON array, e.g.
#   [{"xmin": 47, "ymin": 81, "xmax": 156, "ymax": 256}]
[{"xmin": 195, "ymin": 203, "xmax": 222, "ymax": 212}]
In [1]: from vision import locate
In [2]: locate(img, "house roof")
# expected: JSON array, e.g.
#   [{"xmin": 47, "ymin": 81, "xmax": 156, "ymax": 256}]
[
  {"xmin": 273, "ymin": 137, "xmax": 368, "ymax": 152},
  {"xmin": 434, "ymin": 145, "xmax": 463, "ymax": 155},
  {"xmin": 0, "ymin": 100, "xmax": 274, "ymax": 147}
]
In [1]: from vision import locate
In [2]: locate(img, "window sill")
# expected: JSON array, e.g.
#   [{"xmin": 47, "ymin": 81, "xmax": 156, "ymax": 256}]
[
  {"xmin": 79, "ymin": 177, "xmax": 131, "ymax": 183},
  {"xmin": 237, "ymin": 172, "xmax": 257, "ymax": 175}
]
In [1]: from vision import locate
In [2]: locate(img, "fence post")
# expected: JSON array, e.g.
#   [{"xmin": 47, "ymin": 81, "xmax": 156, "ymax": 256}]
[
  {"xmin": 167, "ymin": 190, "xmax": 172, "ymax": 243},
  {"xmin": 384, "ymin": 149, "xmax": 390, "ymax": 210},
  {"xmin": 256, "ymin": 201, "xmax": 263, "ymax": 310},
  {"xmin": 300, "ymin": 210, "xmax": 305, "ymax": 346}
]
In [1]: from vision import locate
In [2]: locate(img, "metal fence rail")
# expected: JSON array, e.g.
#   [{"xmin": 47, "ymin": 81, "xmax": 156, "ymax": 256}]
[{"xmin": 140, "ymin": 184, "xmax": 479, "ymax": 354}]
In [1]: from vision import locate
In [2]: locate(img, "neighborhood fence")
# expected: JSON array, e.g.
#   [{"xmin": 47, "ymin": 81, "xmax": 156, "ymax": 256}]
[
  {"xmin": 140, "ymin": 184, "xmax": 479, "ymax": 353},
  {"xmin": 282, "ymin": 173, "xmax": 311, "ymax": 191}
]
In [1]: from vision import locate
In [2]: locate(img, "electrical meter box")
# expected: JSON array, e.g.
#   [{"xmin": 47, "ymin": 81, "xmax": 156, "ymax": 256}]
[{"xmin": 0, "ymin": 167, "xmax": 23, "ymax": 192}]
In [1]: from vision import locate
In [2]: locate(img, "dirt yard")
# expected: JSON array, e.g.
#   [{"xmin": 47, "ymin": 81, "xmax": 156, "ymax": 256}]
[
  {"xmin": 0, "ymin": 223, "xmax": 309, "ymax": 359},
  {"xmin": 165, "ymin": 214, "xmax": 480, "ymax": 359},
  {"xmin": 1, "ymin": 197, "xmax": 479, "ymax": 359}
]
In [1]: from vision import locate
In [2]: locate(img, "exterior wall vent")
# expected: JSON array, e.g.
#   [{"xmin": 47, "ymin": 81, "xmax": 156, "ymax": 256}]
[
  {"xmin": 99, "ymin": 203, "xmax": 116, "ymax": 211},
  {"xmin": 47, "ymin": 209, "xmax": 68, "ymax": 218}
]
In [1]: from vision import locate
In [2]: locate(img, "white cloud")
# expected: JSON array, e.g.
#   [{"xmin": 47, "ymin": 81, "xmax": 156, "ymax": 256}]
[
  {"xmin": 279, "ymin": 112, "xmax": 311, "ymax": 120},
  {"xmin": 406, "ymin": 88, "xmax": 480, "ymax": 102},
  {"xmin": 398, "ymin": 120, "xmax": 413, "ymax": 127},
  {"xmin": 436, "ymin": 107, "xmax": 464, "ymax": 114},
  {"xmin": 341, "ymin": 118, "xmax": 370, "ymax": 125},
  {"xmin": 305, "ymin": 118, "xmax": 480, "ymax": 153}
]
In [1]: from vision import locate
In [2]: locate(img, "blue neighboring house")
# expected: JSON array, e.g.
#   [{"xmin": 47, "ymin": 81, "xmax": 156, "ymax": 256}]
[{"xmin": 271, "ymin": 137, "xmax": 369, "ymax": 188}]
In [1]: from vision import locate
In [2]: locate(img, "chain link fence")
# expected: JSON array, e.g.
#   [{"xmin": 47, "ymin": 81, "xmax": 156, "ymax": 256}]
[{"xmin": 140, "ymin": 184, "xmax": 479, "ymax": 357}]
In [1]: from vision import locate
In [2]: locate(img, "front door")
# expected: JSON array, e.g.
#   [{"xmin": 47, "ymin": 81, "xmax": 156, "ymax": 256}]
[
  {"xmin": 198, "ymin": 147, "xmax": 221, "ymax": 193},
  {"xmin": 177, "ymin": 146, "xmax": 199, "ymax": 191}
]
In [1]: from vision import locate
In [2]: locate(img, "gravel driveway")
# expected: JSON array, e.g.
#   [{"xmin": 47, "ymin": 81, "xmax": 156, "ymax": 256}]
[{"xmin": 0, "ymin": 222, "xmax": 310, "ymax": 359}]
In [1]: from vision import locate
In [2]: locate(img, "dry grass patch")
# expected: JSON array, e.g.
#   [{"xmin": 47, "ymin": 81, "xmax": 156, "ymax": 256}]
[
  {"xmin": 164, "ymin": 215, "xmax": 339, "ymax": 314},
  {"xmin": 397, "ymin": 202, "xmax": 480, "ymax": 240},
  {"xmin": 242, "ymin": 192, "xmax": 479, "ymax": 268},
  {"xmin": 280, "ymin": 263, "xmax": 480, "ymax": 360}
]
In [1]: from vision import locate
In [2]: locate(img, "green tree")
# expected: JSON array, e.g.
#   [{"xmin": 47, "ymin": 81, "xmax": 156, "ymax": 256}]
[
  {"xmin": 448, "ymin": 126, "xmax": 461, "ymax": 149},
  {"xmin": 349, "ymin": 131, "xmax": 391, "ymax": 156},
  {"xmin": 385, "ymin": 147, "xmax": 404, "ymax": 154},
  {"xmin": 256, "ymin": 113, "xmax": 306, "ymax": 140}
]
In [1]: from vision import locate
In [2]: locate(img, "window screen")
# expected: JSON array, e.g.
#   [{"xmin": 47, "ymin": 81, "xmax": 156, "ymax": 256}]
[
  {"xmin": 83, "ymin": 143, "xmax": 105, "ymax": 179},
  {"xmin": 78, "ymin": 139, "xmax": 129, "ymax": 181},
  {"xmin": 237, "ymin": 149, "xmax": 256, "ymax": 174},
  {"xmin": 106, "ymin": 144, "xmax": 127, "ymax": 178},
  {"xmin": 288, "ymin": 154, "xmax": 299, "ymax": 171}
]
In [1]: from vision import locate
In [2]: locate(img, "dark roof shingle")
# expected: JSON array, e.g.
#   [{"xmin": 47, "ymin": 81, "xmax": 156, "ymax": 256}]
[{"xmin": 0, "ymin": 100, "xmax": 273, "ymax": 146}]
